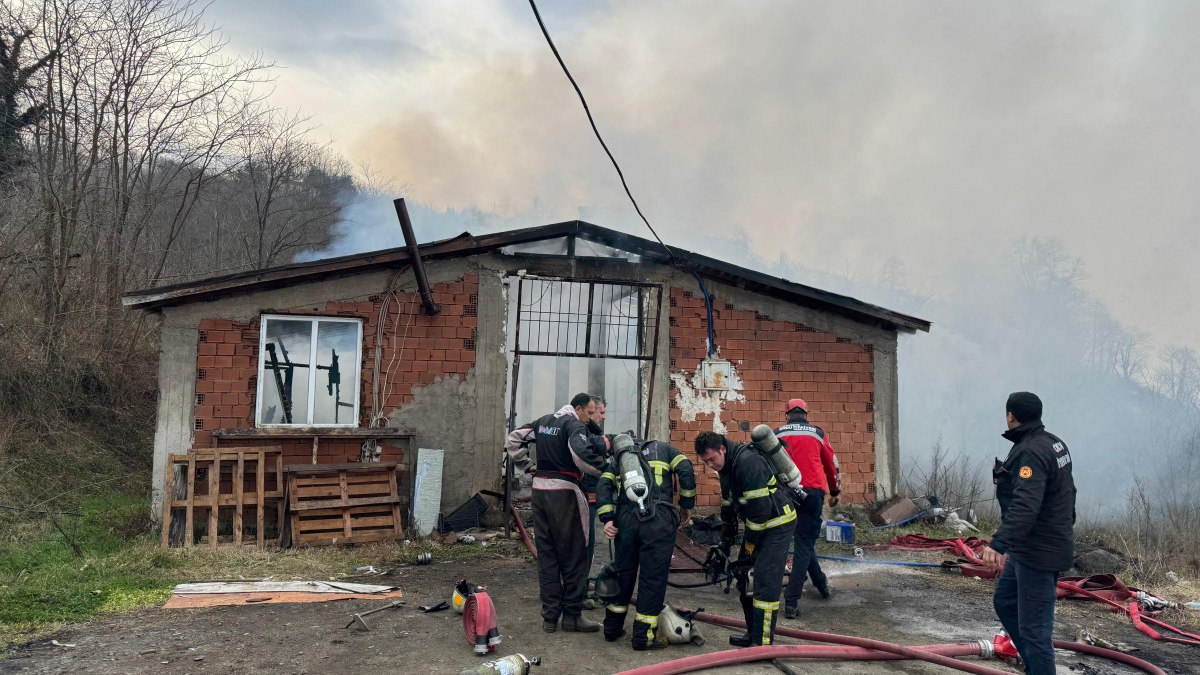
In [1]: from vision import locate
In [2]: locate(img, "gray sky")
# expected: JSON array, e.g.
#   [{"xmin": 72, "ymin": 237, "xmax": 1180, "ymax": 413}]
[{"xmin": 210, "ymin": 0, "xmax": 1200, "ymax": 354}]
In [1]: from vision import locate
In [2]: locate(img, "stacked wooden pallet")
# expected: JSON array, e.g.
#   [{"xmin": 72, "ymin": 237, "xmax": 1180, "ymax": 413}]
[
  {"xmin": 287, "ymin": 463, "xmax": 404, "ymax": 547},
  {"xmin": 160, "ymin": 447, "xmax": 285, "ymax": 549}
]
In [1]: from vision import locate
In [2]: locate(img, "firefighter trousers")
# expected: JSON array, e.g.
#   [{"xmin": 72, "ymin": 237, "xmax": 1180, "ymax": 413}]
[
  {"xmin": 604, "ymin": 506, "xmax": 679, "ymax": 646},
  {"xmin": 533, "ymin": 488, "xmax": 589, "ymax": 621},
  {"xmin": 739, "ymin": 524, "xmax": 791, "ymax": 646}
]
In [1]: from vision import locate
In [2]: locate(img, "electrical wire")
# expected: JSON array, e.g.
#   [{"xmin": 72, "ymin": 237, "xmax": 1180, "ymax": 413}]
[{"xmin": 526, "ymin": 0, "xmax": 675, "ymax": 264}]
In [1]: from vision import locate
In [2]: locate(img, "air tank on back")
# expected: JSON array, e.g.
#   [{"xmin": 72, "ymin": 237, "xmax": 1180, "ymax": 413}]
[
  {"xmin": 750, "ymin": 424, "xmax": 805, "ymax": 497},
  {"xmin": 614, "ymin": 433, "xmax": 650, "ymax": 516}
]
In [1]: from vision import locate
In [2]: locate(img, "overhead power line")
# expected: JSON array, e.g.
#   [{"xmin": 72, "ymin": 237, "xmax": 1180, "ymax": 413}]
[{"xmin": 525, "ymin": 0, "xmax": 675, "ymax": 263}]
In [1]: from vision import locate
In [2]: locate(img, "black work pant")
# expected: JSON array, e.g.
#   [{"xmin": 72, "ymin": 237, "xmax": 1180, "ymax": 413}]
[
  {"xmin": 994, "ymin": 558, "xmax": 1058, "ymax": 675},
  {"xmin": 784, "ymin": 488, "xmax": 826, "ymax": 607},
  {"xmin": 612, "ymin": 506, "xmax": 679, "ymax": 629},
  {"xmin": 533, "ymin": 488, "xmax": 589, "ymax": 621},
  {"xmin": 739, "ymin": 524, "xmax": 791, "ymax": 645}
]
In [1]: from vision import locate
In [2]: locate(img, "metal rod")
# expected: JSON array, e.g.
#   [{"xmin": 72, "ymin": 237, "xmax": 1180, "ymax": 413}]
[{"xmin": 393, "ymin": 198, "xmax": 441, "ymax": 315}]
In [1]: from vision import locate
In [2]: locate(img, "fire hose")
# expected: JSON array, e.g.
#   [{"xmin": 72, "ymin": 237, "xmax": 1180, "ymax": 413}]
[
  {"xmin": 462, "ymin": 590, "xmax": 500, "ymax": 655},
  {"xmin": 612, "ymin": 609, "xmax": 1168, "ymax": 675}
]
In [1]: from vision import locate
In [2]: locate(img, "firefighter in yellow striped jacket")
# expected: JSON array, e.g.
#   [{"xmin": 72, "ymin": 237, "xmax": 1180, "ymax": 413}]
[
  {"xmin": 596, "ymin": 435, "xmax": 696, "ymax": 650},
  {"xmin": 694, "ymin": 431, "xmax": 797, "ymax": 648}
]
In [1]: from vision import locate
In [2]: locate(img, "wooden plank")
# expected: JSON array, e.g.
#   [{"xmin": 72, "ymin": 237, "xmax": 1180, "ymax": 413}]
[
  {"xmin": 340, "ymin": 471, "xmax": 351, "ymax": 539},
  {"xmin": 292, "ymin": 473, "xmax": 395, "ymax": 487},
  {"xmin": 234, "ymin": 454, "xmax": 244, "ymax": 546},
  {"xmin": 256, "ymin": 449, "xmax": 266, "ymax": 549},
  {"xmin": 293, "ymin": 504, "xmax": 400, "ymax": 519},
  {"xmin": 286, "ymin": 462, "xmax": 398, "ymax": 475},
  {"xmin": 289, "ymin": 494, "xmax": 400, "ymax": 511},
  {"xmin": 275, "ymin": 451, "xmax": 284, "ymax": 544},
  {"xmin": 292, "ymin": 482, "xmax": 394, "ymax": 499},
  {"xmin": 160, "ymin": 456, "xmax": 176, "ymax": 548},
  {"xmin": 293, "ymin": 529, "xmax": 401, "ymax": 547},
  {"xmin": 184, "ymin": 455, "xmax": 196, "ymax": 548},
  {"xmin": 289, "ymin": 472, "xmax": 301, "ymax": 552},
  {"xmin": 388, "ymin": 468, "xmax": 403, "ymax": 537},
  {"xmin": 208, "ymin": 457, "xmax": 220, "ymax": 549}
]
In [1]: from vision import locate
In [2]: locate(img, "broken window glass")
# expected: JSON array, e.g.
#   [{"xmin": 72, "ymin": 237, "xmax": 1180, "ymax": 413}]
[{"xmin": 257, "ymin": 316, "xmax": 362, "ymax": 427}]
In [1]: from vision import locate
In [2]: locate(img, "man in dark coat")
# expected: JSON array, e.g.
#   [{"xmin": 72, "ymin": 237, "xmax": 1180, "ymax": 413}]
[{"xmin": 980, "ymin": 392, "xmax": 1076, "ymax": 675}]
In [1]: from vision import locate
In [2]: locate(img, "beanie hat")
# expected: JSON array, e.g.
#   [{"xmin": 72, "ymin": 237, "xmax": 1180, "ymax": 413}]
[{"xmin": 1006, "ymin": 392, "xmax": 1042, "ymax": 424}]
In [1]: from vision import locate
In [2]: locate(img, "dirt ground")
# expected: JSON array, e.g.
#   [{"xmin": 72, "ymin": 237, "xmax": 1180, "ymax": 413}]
[{"xmin": 4, "ymin": 543, "xmax": 1200, "ymax": 675}]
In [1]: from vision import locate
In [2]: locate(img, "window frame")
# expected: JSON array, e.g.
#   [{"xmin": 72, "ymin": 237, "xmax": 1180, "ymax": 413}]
[{"xmin": 255, "ymin": 314, "xmax": 364, "ymax": 428}]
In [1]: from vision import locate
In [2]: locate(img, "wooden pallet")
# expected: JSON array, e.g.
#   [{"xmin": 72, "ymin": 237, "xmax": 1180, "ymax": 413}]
[
  {"xmin": 287, "ymin": 463, "xmax": 404, "ymax": 547},
  {"xmin": 160, "ymin": 447, "xmax": 285, "ymax": 549}
]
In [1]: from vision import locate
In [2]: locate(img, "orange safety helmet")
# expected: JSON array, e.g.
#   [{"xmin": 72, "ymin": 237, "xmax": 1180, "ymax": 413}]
[{"xmin": 786, "ymin": 398, "xmax": 808, "ymax": 413}]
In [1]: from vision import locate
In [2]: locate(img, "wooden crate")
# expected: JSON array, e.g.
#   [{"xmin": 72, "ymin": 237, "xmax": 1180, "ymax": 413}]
[
  {"xmin": 287, "ymin": 463, "xmax": 404, "ymax": 547},
  {"xmin": 160, "ymin": 447, "xmax": 285, "ymax": 549}
]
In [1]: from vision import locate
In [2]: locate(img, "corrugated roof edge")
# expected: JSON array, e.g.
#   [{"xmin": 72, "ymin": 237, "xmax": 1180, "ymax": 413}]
[{"xmin": 122, "ymin": 220, "xmax": 930, "ymax": 333}]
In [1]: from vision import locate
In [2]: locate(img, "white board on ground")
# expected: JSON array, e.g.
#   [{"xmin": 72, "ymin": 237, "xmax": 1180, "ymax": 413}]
[{"xmin": 412, "ymin": 448, "xmax": 444, "ymax": 536}]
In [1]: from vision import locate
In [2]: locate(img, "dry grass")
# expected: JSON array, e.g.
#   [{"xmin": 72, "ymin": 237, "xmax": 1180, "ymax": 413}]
[{"xmin": 1, "ymin": 502, "xmax": 509, "ymax": 651}]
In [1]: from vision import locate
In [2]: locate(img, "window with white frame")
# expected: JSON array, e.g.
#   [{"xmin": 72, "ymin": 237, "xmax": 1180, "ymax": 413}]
[{"xmin": 256, "ymin": 315, "xmax": 363, "ymax": 427}]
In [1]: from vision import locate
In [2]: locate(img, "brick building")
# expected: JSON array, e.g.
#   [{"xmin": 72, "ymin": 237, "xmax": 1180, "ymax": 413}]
[{"xmin": 125, "ymin": 220, "xmax": 929, "ymax": 523}]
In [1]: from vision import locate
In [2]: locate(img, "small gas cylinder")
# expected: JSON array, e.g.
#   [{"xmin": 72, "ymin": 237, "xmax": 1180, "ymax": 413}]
[{"xmin": 459, "ymin": 653, "xmax": 541, "ymax": 675}]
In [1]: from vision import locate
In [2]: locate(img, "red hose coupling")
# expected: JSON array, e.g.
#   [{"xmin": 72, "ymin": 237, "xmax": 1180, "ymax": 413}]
[{"xmin": 991, "ymin": 633, "xmax": 1020, "ymax": 665}]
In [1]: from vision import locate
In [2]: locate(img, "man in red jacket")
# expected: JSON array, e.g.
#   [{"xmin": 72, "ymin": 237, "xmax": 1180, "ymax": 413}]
[{"xmin": 776, "ymin": 398, "xmax": 841, "ymax": 619}]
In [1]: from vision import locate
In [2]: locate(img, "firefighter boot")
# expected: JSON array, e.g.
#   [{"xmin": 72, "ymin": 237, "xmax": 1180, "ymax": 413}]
[
  {"xmin": 632, "ymin": 614, "xmax": 666, "ymax": 651},
  {"xmin": 757, "ymin": 600, "xmax": 780, "ymax": 646},
  {"xmin": 561, "ymin": 613, "xmax": 601, "ymax": 633},
  {"xmin": 603, "ymin": 605, "xmax": 628, "ymax": 642},
  {"xmin": 728, "ymin": 594, "xmax": 756, "ymax": 647}
]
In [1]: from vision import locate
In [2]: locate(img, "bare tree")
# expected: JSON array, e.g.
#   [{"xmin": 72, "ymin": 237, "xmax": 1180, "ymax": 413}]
[
  {"xmin": 12, "ymin": 0, "xmax": 271, "ymax": 359},
  {"xmin": 232, "ymin": 110, "xmax": 348, "ymax": 269},
  {"xmin": 0, "ymin": 23, "xmax": 55, "ymax": 178},
  {"xmin": 1155, "ymin": 346, "xmax": 1200, "ymax": 407}
]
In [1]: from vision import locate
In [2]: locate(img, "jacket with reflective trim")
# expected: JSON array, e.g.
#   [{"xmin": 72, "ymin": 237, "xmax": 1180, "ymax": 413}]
[
  {"xmin": 990, "ymin": 421, "xmax": 1076, "ymax": 572},
  {"xmin": 505, "ymin": 406, "xmax": 607, "ymax": 483},
  {"xmin": 718, "ymin": 440, "xmax": 797, "ymax": 545},
  {"xmin": 777, "ymin": 413, "xmax": 841, "ymax": 494},
  {"xmin": 595, "ymin": 439, "xmax": 696, "ymax": 522}
]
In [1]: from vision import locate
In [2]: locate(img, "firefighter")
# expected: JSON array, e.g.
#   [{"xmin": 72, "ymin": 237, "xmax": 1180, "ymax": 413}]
[
  {"xmin": 777, "ymin": 398, "xmax": 841, "ymax": 619},
  {"xmin": 505, "ymin": 393, "xmax": 609, "ymax": 633},
  {"xmin": 695, "ymin": 430, "xmax": 796, "ymax": 647},
  {"xmin": 596, "ymin": 434, "xmax": 696, "ymax": 650}
]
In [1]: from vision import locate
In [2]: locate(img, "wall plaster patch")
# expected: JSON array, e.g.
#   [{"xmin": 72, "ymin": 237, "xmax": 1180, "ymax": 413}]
[{"xmin": 670, "ymin": 360, "xmax": 746, "ymax": 434}]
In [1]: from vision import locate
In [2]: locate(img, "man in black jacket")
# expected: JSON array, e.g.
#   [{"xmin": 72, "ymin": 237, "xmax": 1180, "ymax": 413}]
[
  {"xmin": 506, "ymin": 393, "xmax": 609, "ymax": 634},
  {"xmin": 696, "ymin": 431, "xmax": 796, "ymax": 648},
  {"xmin": 980, "ymin": 392, "xmax": 1076, "ymax": 675}
]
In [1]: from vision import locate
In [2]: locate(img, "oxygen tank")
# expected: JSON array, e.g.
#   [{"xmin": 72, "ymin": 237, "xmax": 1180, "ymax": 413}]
[
  {"xmin": 750, "ymin": 424, "xmax": 805, "ymax": 497},
  {"xmin": 459, "ymin": 654, "xmax": 541, "ymax": 675},
  {"xmin": 614, "ymin": 434, "xmax": 650, "ymax": 516}
]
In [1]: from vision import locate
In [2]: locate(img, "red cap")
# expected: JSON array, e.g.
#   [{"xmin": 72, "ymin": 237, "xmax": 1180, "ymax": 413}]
[{"xmin": 786, "ymin": 398, "xmax": 807, "ymax": 413}]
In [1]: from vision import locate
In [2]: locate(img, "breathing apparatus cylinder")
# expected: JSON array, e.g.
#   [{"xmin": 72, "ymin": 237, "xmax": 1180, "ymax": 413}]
[
  {"xmin": 750, "ymin": 424, "xmax": 806, "ymax": 498},
  {"xmin": 614, "ymin": 433, "xmax": 651, "ymax": 517}
]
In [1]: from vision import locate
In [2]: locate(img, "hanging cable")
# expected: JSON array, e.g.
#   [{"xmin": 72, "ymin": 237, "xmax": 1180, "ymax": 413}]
[
  {"xmin": 526, "ymin": 0, "xmax": 675, "ymax": 263},
  {"xmin": 528, "ymin": 0, "xmax": 723, "ymax": 355}
]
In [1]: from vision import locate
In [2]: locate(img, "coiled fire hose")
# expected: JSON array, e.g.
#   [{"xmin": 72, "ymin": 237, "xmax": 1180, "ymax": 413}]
[
  {"xmin": 462, "ymin": 591, "xmax": 500, "ymax": 655},
  {"xmin": 612, "ymin": 609, "xmax": 1168, "ymax": 675}
]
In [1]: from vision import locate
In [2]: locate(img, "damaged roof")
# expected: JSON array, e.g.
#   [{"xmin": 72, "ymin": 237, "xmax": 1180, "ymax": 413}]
[{"xmin": 122, "ymin": 221, "xmax": 931, "ymax": 333}]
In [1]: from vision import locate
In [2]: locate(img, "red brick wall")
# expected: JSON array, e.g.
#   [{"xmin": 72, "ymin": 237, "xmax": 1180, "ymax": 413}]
[
  {"xmin": 668, "ymin": 287, "xmax": 877, "ymax": 506},
  {"xmin": 191, "ymin": 275, "xmax": 479, "ymax": 465}
]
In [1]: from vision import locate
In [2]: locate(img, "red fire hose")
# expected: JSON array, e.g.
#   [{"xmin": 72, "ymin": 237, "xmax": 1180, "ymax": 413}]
[
  {"xmin": 612, "ymin": 608, "xmax": 1169, "ymax": 675},
  {"xmin": 510, "ymin": 502, "xmax": 537, "ymax": 559},
  {"xmin": 462, "ymin": 591, "xmax": 500, "ymax": 655}
]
